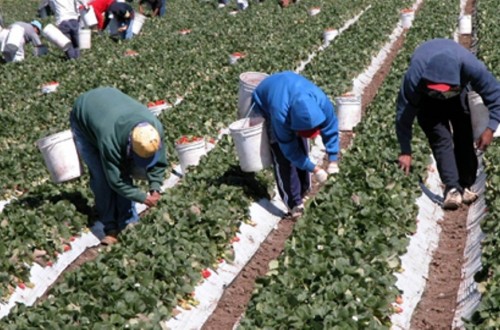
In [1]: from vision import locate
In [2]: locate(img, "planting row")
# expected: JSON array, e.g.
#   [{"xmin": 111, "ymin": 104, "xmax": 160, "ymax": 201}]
[
  {"xmin": 466, "ymin": 0, "xmax": 500, "ymax": 327},
  {"xmin": 239, "ymin": 0, "xmax": 471, "ymax": 328},
  {"xmin": 0, "ymin": 0, "xmax": 418, "ymax": 328},
  {"xmin": 0, "ymin": 0, "xmax": 375, "ymax": 291}
]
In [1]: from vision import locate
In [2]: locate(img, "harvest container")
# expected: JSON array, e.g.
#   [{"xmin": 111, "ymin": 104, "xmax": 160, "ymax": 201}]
[
  {"xmin": 229, "ymin": 117, "xmax": 272, "ymax": 172},
  {"xmin": 3, "ymin": 24, "xmax": 25, "ymax": 55},
  {"xmin": 237, "ymin": 72, "xmax": 269, "ymax": 118},
  {"xmin": 175, "ymin": 137, "xmax": 207, "ymax": 173},
  {"xmin": 80, "ymin": 6, "xmax": 98, "ymax": 28},
  {"xmin": 43, "ymin": 24, "xmax": 71, "ymax": 51},
  {"xmin": 132, "ymin": 13, "xmax": 147, "ymax": 35},
  {"xmin": 459, "ymin": 15, "xmax": 472, "ymax": 35},
  {"xmin": 37, "ymin": 130, "xmax": 82, "ymax": 183},
  {"xmin": 323, "ymin": 28, "xmax": 338, "ymax": 43},
  {"xmin": 335, "ymin": 94, "xmax": 362, "ymax": 131},
  {"xmin": 79, "ymin": 29, "xmax": 91, "ymax": 49},
  {"xmin": 400, "ymin": 8, "xmax": 415, "ymax": 29}
]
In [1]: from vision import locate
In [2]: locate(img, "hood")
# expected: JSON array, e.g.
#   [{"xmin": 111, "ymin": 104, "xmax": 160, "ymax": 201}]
[
  {"xmin": 289, "ymin": 95, "xmax": 326, "ymax": 131},
  {"xmin": 421, "ymin": 52, "xmax": 461, "ymax": 86}
]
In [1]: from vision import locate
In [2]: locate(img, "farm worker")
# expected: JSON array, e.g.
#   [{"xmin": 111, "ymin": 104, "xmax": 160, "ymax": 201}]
[
  {"xmin": 87, "ymin": 0, "xmax": 115, "ymax": 31},
  {"xmin": 139, "ymin": 0, "xmax": 162, "ymax": 17},
  {"xmin": 38, "ymin": 0, "xmax": 54, "ymax": 19},
  {"xmin": 70, "ymin": 87, "xmax": 168, "ymax": 245},
  {"xmin": 1, "ymin": 21, "xmax": 44, "ymax": 63},
  {"xmin": 252, "ymin": 71, "xmax": 339, "ymax": 219},
  {"xmin": 49, "ymin": 0, "xmax": 87, "ymax": 60},
  {"xmin": 396, "ymin": 38, "xmax": 500, "ymax": 210},
  {"xmin": 103, "ymin": 2, "xmax": 135, "ymax": 39}
]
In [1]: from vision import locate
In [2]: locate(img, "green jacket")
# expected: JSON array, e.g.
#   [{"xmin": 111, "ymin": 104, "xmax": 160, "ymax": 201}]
[{"xmin": 72, "ymin": 87, "xmax": 168, "ymax": 203}]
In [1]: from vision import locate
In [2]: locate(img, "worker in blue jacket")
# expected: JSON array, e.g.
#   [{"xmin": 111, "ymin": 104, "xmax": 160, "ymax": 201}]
[
  {"xmin": 396, "ymin": 38, "xmax": 500, "ymax": 210},
  {"xmin": 252, "ymin": 71, "xmax": 339, "ymax": 219}
]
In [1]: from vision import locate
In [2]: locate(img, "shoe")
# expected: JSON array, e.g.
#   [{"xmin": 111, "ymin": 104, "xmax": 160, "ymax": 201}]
[
  {"xmin": 289, "ymin": 204, "xmax": 304, "ymax": 219},
  {"xmin": 442, "ymin": 188, "xmax": 462, "ymax": 210},
  {"xmin": 462, "ymin": 188, "xmax": 478, "ymax": 205},
  {"xmin": 101, "ymin": 232, "xmax": 119, "ymax": 246}
]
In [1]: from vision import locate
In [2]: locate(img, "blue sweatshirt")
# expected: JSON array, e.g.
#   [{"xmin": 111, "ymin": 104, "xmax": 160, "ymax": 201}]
[
  {"xmin": 396, "ymin": 38, "xmax": 500, "ymax": 154},
  {"xmin": 252, "ymin": 71, "xmax": 339, "ymax": 172}
]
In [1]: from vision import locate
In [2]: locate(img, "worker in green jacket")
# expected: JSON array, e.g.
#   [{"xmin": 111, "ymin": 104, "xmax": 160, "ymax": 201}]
[{"xmin": 70, "ymin": 87, "xmax": 168, "ymax": 245}]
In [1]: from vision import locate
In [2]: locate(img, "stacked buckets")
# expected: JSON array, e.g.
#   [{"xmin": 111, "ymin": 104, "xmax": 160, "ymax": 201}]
[{"xmin": 231, "ymin": 72, "xmax": 272, "ymax": 172}]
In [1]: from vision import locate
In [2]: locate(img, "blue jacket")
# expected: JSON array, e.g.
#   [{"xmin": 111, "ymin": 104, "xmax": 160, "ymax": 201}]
[
  {"xmin": 252, "ymin": 71, "xmax": 339, "ymax": 172},
  {"xmin": 396, "ymin": 38, "xmax": 500, "ymax": 154}
]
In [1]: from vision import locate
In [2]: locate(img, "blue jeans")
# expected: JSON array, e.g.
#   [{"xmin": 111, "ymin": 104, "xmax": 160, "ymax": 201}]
[
  {"xmin": 123, "ymin": 19, "xmax": 134, "ymax": 40},
  {"xmin": 159, "ymin": 0, "xmax": 167, "ymax": 16},
  {"xmin": 70, "ymin": 113, "xmax": 139, "ymax": 234},
  {"xmin": 58, "ymin": 19, "xmax": 80, "ymax": 59}
]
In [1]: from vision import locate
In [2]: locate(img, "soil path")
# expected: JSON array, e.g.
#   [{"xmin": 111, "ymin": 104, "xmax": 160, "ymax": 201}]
[
  {"xmin": 202, "ymin": 21, "xmax": 408, "ymax": 330},
  {"xmin": 410, "ymin": 0, "xmax": 475, "ymax": 329}
]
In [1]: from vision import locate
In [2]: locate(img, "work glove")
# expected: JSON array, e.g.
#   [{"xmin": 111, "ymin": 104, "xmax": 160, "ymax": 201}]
[
  {"xmin": 327, "ymin": 161, "xmax": 339, "ymax": 174},
  {"xmin": 314, "ymin": 168, "xmax": 328, "ymax": 184}
]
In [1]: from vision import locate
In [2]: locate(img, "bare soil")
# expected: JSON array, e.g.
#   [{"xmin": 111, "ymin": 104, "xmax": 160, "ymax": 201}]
[
  {"xmin": 409, "ymin": 0, "xmax": 475, "ymax": 328},
  {"xmin": 202, "ymin": 17, "xmax": 409, "ymax": 330}
]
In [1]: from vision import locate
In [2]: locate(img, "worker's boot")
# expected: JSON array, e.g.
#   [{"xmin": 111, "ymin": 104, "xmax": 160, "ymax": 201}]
[
  {"xmin": 462, "ymin": 188, "xmax": 478, "ymax": 205},
  {"xmin": 442, "ymin": 188, "xmax": 462, "ymax": 210}
]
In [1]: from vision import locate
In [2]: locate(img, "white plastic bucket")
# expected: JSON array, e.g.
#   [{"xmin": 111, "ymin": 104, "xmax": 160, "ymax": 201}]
[
  {"xmin": 4, "ymin": 24, "xmax": 25, "ymax": 55},
  {"xmin": 80, "ymin": 6, "xmax": 98, "ymax": 28},
  {"xmin": 36, "ymin": 130, "xmax": 83, "ymax": 183},
  {"xmin": 400, "ymin": 10, "xmax": 415, "ymax": 29},
  {"xmin": 132, "ymin": 13, "xmax": 147, "ymax": 35},
  {"xmin": 175, "ymin": 138, "xmax": 207, "ymax": 173},
  {"xmin": 336, "ymin": 94, "xmax": 362, "ymax": 131},
  {"xmin": 237, "ymin": 72, "xmax": 269, "ymax": 118},
  {"xmin": 79, "ymin": 29, "xmax": 91, "ymax": 49},
  {"xmin": 467, "ymin": 91, "xmax": 500, "ymax": 140},
  {"xmin": 229, "ymin": 117, "xmax": 272, "ymax": 172},
  {"xmin": 459, "ymin": 15, "xmax": 472, "ymax": 35},
  {"xmin": 0, "ymin": 28, "xmax": 9, "ymax": 47},
  {"xmin": 323, "ymin": 28, "xmax": 338, "ymax": 43},
  {"xmin": 43, "ymin": 24, "xmax": 71, "ymax": 51}
]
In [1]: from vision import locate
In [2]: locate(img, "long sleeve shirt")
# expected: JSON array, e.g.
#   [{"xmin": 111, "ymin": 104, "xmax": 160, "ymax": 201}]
[
  {"xmin": 49, "ymin": 0, "xmax": 86, "ymax": 25},
  {"xmin": 252, "ymin": 71, "xmax": 339, "ymax": 172},
  {"xmin": 71, "ymin": 87, "xmax": 168, "ymax": 203},
  {"xmin": 396, "ymin": 38, "xmax": 500, "ymax": 154}
]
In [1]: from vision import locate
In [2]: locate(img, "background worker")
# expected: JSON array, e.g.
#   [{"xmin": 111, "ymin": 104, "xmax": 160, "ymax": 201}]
[
  {"xmin": 252, "ymin": 71, "xmax": 339, "ymax": 219},
  {"xmin": 87, "ymin": 0, "xmax": 115, "ymax": 31},
  {"xmin": 70, "ymin": 87, "xmax": 168, "ymax": 245},
  {"xmin": 49, "ymin": 0, "xmax": 86, "ymax": 60},
  {"xmin": 103, "ymin": 2, "xmax": 135, "ymax": 39},
  {"xmin": 396, "ymin": 38, "xmax": 500, "ymax": 210},
  {"xmin": 139, "ymin": 0, "xmax": 162, "ymax": 17},
  {"xmin": 1, "ymin": 20, "xmax": 44, "ymax": 63}
]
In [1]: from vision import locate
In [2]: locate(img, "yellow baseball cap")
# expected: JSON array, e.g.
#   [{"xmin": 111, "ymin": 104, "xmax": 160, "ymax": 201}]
[{"xmin": 131, "ymin": 122, "xmax": 161, "ymax": 166}]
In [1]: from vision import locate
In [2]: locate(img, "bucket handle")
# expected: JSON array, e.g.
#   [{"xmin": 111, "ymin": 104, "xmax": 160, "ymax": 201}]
[{"xmin": 241, "ymin": 102, "xmax": 256, "ymax": 129}]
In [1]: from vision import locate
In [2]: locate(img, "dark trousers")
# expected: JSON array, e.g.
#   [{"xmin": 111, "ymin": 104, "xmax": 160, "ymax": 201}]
[
  {"xmin": 58, "ymin": 19, "xmax": 80, "ymax": 60},
  {"xmin": 270, "ymin": 138, "xmax": 311, "ymax": 210},
  {"xmin": 417, "ymin": 92, "xmax": 477, "ymax": 193}
]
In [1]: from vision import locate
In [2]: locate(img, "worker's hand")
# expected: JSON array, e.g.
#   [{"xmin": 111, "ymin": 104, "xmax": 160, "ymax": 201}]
[
  {"xmin": 118, "ymin": 26, "xmax": 127, "ymax": 32},
  {"xmin": 476, "ymin": 128, "xmax": 494, "ymax": 151},
  {"xmin": 313, "ymin": 166, "xmax": 328, "ymax": 184},
  {"xmin": 398, "ymin": 154, "xmax": 412, "ymax": 175},
  {"xmin": 144, "ymin": 191, "xmax": 161, "ymax": 207},
  {"xmin": 327, "ymin": 161, "xmax": 339, "ymax": 174}
]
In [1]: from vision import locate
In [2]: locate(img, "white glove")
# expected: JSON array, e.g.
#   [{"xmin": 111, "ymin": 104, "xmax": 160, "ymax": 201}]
[
  {"xmin": 314, "ymin": 169, "xmax": 328, "ymax": 184},
  {"xmin": 327, "ymin": 162, "xmax": 339, "ymax": 174}
]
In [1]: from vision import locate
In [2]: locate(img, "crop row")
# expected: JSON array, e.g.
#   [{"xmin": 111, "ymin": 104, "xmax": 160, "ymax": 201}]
[
  {"xmin": 466, "ymin": 0, "xmax": 500, "ymax": 327},
  {"xmin": 0, "ymin": 0, "xmax": 417, "ymax": 327},
  {"xmin": 239, "ymin": 0, "xmax": 468, "ymax": 328}
]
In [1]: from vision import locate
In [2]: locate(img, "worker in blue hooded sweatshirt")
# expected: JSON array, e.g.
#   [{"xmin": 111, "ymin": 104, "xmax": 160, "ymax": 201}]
[
  {"xmin": 252, "ymin": 71, "xmax": 339, "ymax": 219},
  {"xmin": 396, "ymin": 38, "xmax": 500, "ymax": 210}
]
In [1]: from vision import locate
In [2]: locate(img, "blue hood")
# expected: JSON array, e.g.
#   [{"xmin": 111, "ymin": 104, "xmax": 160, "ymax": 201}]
[
  {"xmin": 289, "ymin": 95, "xmax": 326, "ymax": 131},
  {"xmin": 422, "ymin": 51, "xmax": 461, "ymax": 86}
]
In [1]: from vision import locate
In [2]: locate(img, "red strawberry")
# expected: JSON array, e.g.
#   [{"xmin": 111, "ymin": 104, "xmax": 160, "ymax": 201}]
[
  {"xmin": 18, "ymin": 283, "xmax": 26, "ymax": 290},
  {"xmin": 201, "ymin": 269, "xmax": 211, "ymax": 279}
]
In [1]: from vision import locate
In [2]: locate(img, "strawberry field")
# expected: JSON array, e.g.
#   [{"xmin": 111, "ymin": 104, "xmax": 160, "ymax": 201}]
[{"xmin": 0, "ymin": 0, "xmax": 499, "ymax": 329}]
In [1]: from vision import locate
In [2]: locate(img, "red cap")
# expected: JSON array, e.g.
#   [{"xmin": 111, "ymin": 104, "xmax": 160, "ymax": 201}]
[
  {"xmin": 427, "ymin": 83, "xmax": 452, "ymax": 92},
  {"xmin": 297, "ymin": 128, "xmax": 320, "ymax": 139}
]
